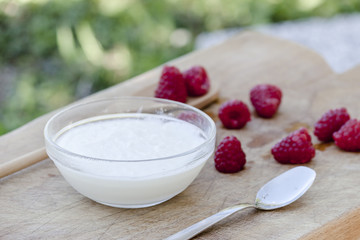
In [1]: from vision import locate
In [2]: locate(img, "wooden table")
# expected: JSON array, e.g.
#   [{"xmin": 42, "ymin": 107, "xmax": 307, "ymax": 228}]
[{"xmin": 1, "ymin": 32, "xmax": 360, "ymax": 239}]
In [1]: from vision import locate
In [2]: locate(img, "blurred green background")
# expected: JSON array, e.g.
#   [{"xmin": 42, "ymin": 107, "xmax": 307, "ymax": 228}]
[{"xmin": 0, "ymin": 0, "xmax": 359, "ymax": 135}]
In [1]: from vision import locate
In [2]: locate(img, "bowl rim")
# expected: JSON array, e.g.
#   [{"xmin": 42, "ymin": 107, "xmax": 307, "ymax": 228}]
[{"xmin": 44, "ymin": 96, "xmax": 216, "ymax": 163}]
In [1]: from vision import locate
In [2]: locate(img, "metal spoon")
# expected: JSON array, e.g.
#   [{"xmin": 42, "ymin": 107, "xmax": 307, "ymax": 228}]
[{"xmin": 165, "ymin": 166, "xmax": 316, "ymax": 240}]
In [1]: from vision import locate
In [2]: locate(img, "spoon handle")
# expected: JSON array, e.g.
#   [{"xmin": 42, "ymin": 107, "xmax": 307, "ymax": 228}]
[{"xmin": 165, "ymin": 203, "xmax": 254, "ymax": 240}]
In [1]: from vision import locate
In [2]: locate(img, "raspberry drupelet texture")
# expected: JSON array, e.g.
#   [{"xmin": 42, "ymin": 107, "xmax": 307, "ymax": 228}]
[
  {"xmin": 250, "ymin": 84, "xmax": 282, "ymax": 118},
  {"xmin": 183, "ymin": 65, "xmax": 210, "ymax": 97},
  {"xmin": 155, "ymin": 65, "xmax": 187, "ymax": 103},
  {"xmin": 214, "ymin": 136, "xmax": 246, "ymax": 173},
  {"xmin": 271, "ymin": 128, "xmax": 315, "ymax": 164},
  {"xmin": 218, "ymin": 100, "xmax": 251, "ymax": 129},
  {"xmin": 333, "ymin": 119, "xmax": 360, "ymax": 151},
  {"xmin": 314, "ymin": 108, "xmax": 350, "ymax": 142}
]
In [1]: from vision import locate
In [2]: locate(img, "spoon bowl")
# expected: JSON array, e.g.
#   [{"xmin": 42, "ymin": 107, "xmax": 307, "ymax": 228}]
[
  {"xmin": 255, "ymin": 166, "xmax": 316, "ymax": 210},
  {"xmin": 166, "ymin": 166, "xmax": 316, "ymax": 240}
]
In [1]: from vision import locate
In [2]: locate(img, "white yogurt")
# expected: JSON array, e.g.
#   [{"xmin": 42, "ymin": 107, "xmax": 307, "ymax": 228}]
[{"xmin": 50, "ymin": 113, "xmax": 213, "ymax": 208}]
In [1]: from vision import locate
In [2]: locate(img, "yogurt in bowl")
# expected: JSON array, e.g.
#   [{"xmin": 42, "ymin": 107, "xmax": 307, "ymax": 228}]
[{"xmin": 44, "ymin": 97, "xmax": 216, "ymax": 208}]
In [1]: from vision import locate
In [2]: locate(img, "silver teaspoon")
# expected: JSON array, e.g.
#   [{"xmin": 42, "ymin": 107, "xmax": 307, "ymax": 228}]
[{"xmin": 165, "ymin": 166, "xmax": 316, "ymax": 240}]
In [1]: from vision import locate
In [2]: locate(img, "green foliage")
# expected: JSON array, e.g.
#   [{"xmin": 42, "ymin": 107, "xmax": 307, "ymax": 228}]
[{"xmin": 0, "ymin": 0, "xmax": 359, "ymax": 135}]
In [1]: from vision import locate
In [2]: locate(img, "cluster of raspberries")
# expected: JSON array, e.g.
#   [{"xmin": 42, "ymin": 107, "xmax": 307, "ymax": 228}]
[
  {"xmin": 218, "ymin": 84, "xmax": 282, "ymax": 130},
  {"xmin": 215, "ymin": 87, "xmax": 359, "ymax": 173},
  {"xmin": 154, "ymin": 68, "xmax": 359, "ymax": 174},
  {"xmin": 314, "ymin": 108, "xmax": 360, "ymax": 151},
  {"xmin": 154, "ymin": 65, "xmax": 210, "ymax": 102},
  {"xmin": 271, "ymin": 107, "xmax": 358, "ymax": 167},
  {"xmin": 215, "ymin": 84, "xmax": 282, "ymax": 173},
  {"xmin": 215, "ymin": 84, "xmax": 283, "ymax": 173}
]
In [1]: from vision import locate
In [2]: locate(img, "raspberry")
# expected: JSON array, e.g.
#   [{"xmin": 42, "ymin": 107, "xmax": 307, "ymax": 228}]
[
  {"xmin": 177, "ymin": 111, "xmax": 201, "ymax": 125},
  {"xmin": 271, "ymin": 128, "xmax": 315, "ymax": 164},
  {"xmin": 333, "ymin": 119, "xmax": 360, "ymax": 151},
  {"xmin": 314, "ymin": 108, "xmax": 350, "ymax": 142},
  {"xmin": 183, "ymin": 65, "xmax": 210, "ymax": 96},
  {"xmin": 250, "ymin": 84, "xmax": 282, "ymax": 118},
  {"xmin": 218, "ymin": 100, "xmax": 251, "ymax": 129},
  {"xmin": 155, "ymin": 65, "xmax": 187, "ymax": 103},
  {"xmin": 214, "ymin": 136, "xmax": 246, "ymax": 173}
]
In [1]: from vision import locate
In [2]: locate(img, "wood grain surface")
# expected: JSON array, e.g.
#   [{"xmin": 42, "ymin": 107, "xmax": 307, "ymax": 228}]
[{"xmin": 1, "ymin": 32, "xmax": 360, "ymax": 240}]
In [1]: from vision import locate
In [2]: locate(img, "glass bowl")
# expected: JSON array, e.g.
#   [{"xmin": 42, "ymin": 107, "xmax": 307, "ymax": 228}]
[{"xmin": 44, "ymin": 97, "xmax": 216, "ymax": 208}]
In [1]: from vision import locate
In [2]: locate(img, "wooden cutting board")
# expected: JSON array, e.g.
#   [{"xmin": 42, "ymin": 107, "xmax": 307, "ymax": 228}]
[{"xmin": 1, "ymin": 32, "xmax": 360, "ymax": 240}]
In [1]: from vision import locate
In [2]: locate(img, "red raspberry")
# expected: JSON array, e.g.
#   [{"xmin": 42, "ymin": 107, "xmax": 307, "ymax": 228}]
[
  {"xmin": 155, "ymin": 65, "xmax": 187, "ymax": 103},
  {"xmin": 183, "ymin": 65, "xmax": 210, "ymax": 96},
  {"xmin": 250, "ymin": 84, "xmax": 282, "ymax": 118},
  {"xmin": 218, "ymin": 100, "xmax": 251, "ymax": 129},
  {"xmin": 214, "ymin": 136, "xmax": 246, "ymax": 173},
  {"xmin": 314, "ymin": 108, "xmax": 350, "ymax": 142},
  {"xmin": 177, "ymin": 111, "xmax": 200, "ymax": 125},
  {"xmin": 271, "ymin": 128, "xmax": 315, "ymax": 164},
  {"xmin": 333, "ymin": 119, "xmax": 360, "ymax": 151}
]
